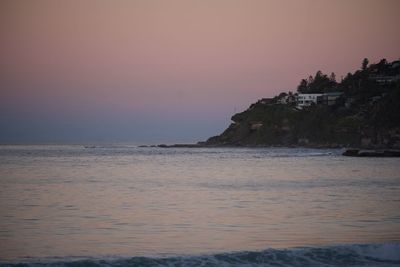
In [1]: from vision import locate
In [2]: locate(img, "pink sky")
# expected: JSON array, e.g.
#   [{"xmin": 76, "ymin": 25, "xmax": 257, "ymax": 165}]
[{"xmin": 1, "ymin": 0, "xmax": 399, "ymax": 142}]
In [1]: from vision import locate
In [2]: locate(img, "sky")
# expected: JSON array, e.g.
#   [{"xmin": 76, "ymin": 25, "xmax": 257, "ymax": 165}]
[{"xmin": 1, "ymin": 0, "xmax": 399, "ymax": 143}]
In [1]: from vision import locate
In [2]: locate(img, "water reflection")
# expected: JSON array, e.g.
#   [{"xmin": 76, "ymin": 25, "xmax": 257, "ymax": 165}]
[{"xmin": 0, "ymin": 146, "xmax": 399, "ymax": 260}]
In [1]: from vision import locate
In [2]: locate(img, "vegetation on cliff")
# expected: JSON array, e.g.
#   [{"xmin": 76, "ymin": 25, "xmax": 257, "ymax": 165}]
[{"xmin": 205, "ymin": 58, "xmax": 400, "ymax": 148}]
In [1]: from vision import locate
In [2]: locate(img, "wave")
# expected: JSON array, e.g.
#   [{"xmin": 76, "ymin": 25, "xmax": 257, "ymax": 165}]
[
  {"xmin": 1, "ymin": 243, "xmax": 399, "ymax": 267},
  {"xmin": 1, "ymin": 144, "xmax": 342, "ymax": 157}
]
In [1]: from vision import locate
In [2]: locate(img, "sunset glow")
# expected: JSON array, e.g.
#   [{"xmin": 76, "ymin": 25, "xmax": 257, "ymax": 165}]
[{"xmin": 1, "ymin": 0, "xmax": 399, "ymax": 142}]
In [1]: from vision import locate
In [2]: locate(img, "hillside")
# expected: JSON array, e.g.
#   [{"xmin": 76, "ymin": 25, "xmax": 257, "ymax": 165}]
[{"xmin": 204, "ymin": 59, "xmax": 400, "ymax": 148}]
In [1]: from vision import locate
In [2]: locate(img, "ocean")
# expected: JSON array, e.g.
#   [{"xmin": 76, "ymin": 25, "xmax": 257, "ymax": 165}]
[{"xmin": 0, "ymin": 145, "xmax": 399, "ymax": 266}]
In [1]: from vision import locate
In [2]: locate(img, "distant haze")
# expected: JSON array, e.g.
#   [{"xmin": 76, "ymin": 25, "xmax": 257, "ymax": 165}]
[{"xmin": 1, "ymin": 0, "xmax": 399, "ymax": 143}]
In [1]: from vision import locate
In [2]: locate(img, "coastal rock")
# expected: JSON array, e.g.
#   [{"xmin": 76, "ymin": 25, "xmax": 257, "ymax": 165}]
[
  {"xmin": 342, "ymin": 149, "xmax": 400, "ymax": 157},
  {"xmin": 342, "ymin": 149, "xmax": 359, "ymax": 156},
  {"xmin": 202, "ymin": 59, "xmax": 400, "ymax": 149}
]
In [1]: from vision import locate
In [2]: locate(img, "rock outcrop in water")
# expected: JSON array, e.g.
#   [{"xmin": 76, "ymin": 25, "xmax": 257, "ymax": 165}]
[
  {"xmin": 204, "ymin": 58, "xmax": 400, "ymax": 149},
  {"xmin": 342, "ymin": 149, "xmax": 400, "ymax": 157}
]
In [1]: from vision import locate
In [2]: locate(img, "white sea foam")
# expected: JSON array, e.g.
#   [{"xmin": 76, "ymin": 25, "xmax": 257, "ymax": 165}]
[{"xmin": 1, "ymin": 243, "xmax": 399, "ymax": 267}]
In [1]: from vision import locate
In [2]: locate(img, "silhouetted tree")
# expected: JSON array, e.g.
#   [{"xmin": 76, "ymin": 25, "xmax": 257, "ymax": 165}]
[
  {"xmin": 362, "ymin": 58, "xmax": 369, "ymax": 71},
  {"xmin": 297, "ymin": 71, "xmax": 337, "ymax": 93},
  {"xmin": 297, "ymin": 79, "xmax": 308, "ymax": 93},
  {"xmin": 308, "ymin": 75, "xmax": 314, "ymax": 85},
  {"xmin": 376, "ymin": 58, "xmax": 388, "ymax": 73},
  {"xmin": 329, "ymin": 72, "xmax": 336, "ymax": 83}
]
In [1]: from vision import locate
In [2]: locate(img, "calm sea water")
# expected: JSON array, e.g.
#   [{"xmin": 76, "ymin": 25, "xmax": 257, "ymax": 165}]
[{"xmin": 0, "ymin": 145, "xmax": 399, "ymax": 266}]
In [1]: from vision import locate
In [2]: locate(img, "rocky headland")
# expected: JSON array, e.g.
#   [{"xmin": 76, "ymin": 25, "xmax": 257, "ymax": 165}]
[{"xmin": 202, "ymin": 58, "xmax": 400, "ymax": 151}]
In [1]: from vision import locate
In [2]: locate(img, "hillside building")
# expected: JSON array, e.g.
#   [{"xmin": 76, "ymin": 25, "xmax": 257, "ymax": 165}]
[{"xmin": 297, "ymin": 94, "xmax": 323, "ymax": 108}]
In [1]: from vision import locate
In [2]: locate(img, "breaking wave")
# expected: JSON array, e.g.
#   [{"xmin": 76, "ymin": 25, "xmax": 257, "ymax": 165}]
[{"xmin": 1, "ymin": 243, "xmax": 399, "ymax": 267}]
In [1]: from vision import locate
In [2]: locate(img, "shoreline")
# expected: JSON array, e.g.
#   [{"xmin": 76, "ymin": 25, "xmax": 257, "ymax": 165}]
[{"xmin": 140, "ymin": 144, "xmax": 400, "ymax": 157}]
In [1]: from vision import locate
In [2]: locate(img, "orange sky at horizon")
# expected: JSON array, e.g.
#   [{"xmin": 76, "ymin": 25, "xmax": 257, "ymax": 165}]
[{"xmin": 1, "ymin": 0, "xmax": 399, "ymax": 142}]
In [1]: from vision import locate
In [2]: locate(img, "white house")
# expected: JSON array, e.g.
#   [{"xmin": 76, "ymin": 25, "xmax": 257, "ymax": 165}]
[{"xmin": 297, "ymin": 94, "xmax": 323, "ymax": 108}]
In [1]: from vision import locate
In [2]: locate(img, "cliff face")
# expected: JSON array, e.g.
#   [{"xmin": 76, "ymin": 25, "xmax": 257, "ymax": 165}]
[{"xmin": 205, "ymin": 86, "xmax": 400, "ymax": 149}]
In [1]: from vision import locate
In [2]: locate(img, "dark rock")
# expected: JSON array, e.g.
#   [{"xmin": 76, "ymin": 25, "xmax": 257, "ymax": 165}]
[
  {"xmin": 342, "ymin": 149, "xmax": 360, "ymax": 156},
  {"xmin": 343, "ymin": 149, "xmax": 400, "ymax": 157},
  {"xmin": 358, "ymin": 150, "xmax": 384, "ymax": 157},
  {"xmin": 383, "ymin": 150, "xmax": 400, "ymax": 157},
  {"xmin": 157, "ymin": 144, "xmax": 202, "ymax": 148}
]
